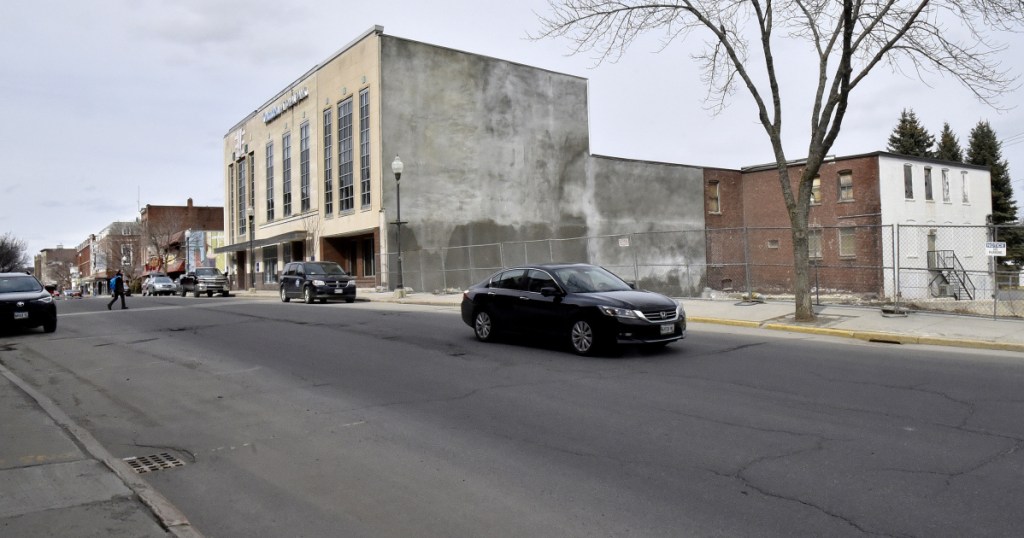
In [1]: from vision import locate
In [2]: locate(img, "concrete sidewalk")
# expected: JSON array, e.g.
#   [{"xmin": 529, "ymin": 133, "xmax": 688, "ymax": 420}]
[{"xmin": 0, "ymin": 364, "xmax": 201, "ymax": 538}]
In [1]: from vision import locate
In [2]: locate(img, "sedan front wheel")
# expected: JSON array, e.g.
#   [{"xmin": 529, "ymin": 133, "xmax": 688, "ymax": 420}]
[
  {"xmin": 570, "ymin": 319, "xmax": 599, "ymax": 356},
  {"xmin": 473, "ymin": 309, "xmax": 497, "ymax": 342}
]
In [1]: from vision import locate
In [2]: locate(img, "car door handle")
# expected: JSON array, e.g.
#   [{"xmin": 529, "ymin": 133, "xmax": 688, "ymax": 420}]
[{"xmin": 518, "ymin": 296, "xmax": 530, "ymax": 300}]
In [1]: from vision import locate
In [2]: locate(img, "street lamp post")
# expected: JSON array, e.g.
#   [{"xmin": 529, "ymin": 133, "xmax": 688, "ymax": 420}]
[
  {"xmin": 391, "ymin": 155, "xmax": 405, "ymax": 294},
  {"xmin": 246, "ymin": 206, "xmax": 255, "ymax": 291},
  {"xmin": 184, "ymin": 229, "xmax": 191, "ymax": 275}
]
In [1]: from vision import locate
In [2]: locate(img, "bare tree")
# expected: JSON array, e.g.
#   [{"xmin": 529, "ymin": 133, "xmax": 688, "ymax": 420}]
[
  {"xmin": 536, "ymin": 0, "xmax": 1024, "ymax": 320},
  {"xmin": 45, "ymin": 249, "xmax": 76, "ymax": 290},
  {"xmin": 300, "ymin": 213, "xmax": 323, "ymax": 261},
  {"xmin": 0, "ymin": 232, "xmax": 29, "ymax": 272},
  {"xmin": 101, "ymin": 221, "xmax": 142, "ymax": 282},
  {"xmin": 142, "ymin": 212, "xmax": 188, "ymax": 273}
]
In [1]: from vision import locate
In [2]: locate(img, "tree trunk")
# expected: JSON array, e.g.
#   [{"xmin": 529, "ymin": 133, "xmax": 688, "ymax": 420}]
[{"xmin": 790, "ymin": 213, "xmax": 814, "ymax": 321}]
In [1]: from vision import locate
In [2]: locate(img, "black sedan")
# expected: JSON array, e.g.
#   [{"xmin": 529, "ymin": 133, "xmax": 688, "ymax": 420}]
[
  {"xmin": 461, "ymin": 263, "xmax": 685, "ymax": 355},
  {"xmin": 0, "ymin": 272, "xmax": 57, "ymax": 333}
]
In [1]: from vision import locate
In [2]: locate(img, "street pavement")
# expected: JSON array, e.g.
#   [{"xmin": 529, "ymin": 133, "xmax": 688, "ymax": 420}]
[{"xmin": 2, "ymin": 289, "xmax": 1021, "ymax": 538}]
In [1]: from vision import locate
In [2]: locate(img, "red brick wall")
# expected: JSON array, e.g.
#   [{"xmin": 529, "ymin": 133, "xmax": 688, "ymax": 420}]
[{"xmin": 705, "ymin": 155, "xmax": 886, "ymax": 295}]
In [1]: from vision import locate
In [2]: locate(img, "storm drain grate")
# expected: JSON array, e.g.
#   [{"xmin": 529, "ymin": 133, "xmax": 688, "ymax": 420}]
[{"xmin": 123, "ymin": 453, "xmax": 185, "ymax": 474}]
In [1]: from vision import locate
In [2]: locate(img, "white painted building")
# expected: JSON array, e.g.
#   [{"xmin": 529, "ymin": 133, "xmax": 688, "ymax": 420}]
[{"xmin": 878, "ymin": 154, "xmax": 993, "ymax": 300}]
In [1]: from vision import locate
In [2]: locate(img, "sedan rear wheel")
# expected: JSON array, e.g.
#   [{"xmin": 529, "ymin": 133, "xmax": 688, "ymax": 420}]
[
  {"xmin": 473, "ymin": 309, "xmax": 496, "ymax": 342},
  {"xmin": 570, "ymin": 319, "xmax": 598, "ymax": 356}
]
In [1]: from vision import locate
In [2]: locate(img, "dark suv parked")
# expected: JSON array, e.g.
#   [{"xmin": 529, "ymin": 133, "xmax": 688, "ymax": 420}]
[{"xmin": 280, "ymin": 261, "xmax": 356, "ymax": 304}]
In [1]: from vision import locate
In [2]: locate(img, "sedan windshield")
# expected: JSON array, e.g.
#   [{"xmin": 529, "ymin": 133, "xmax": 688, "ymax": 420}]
[
  {"xmin": 0, "ymin": 276, "xmax": 43, "ymax": 293},
  {"xmin": 552, "ymin": 266, "xmax": 632, "ymax": 293},
  {"xmin": 153, "ymin": 277, "xmax": 173, "ymax": 284}
]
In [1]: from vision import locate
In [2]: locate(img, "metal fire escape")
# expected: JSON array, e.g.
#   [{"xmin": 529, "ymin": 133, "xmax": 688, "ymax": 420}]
[{"xmin": 927, "ymin": 250, "xmax": 975, "ymax": 300}]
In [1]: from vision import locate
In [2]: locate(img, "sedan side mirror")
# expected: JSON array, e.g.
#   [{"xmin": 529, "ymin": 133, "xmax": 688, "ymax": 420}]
[{"xmin": 540, "ymin": 286, "xmax": 564, "ymax": 297}]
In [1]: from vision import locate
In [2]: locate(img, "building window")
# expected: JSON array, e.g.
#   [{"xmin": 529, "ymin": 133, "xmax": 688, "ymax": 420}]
[
  {"xmin": 961, "ymin": 171, "xmax": 969, "ymax": 203},
  {"xmin": 924, "ymin": 167, "xmax": 933, "ymax": 201},
  {"xmin": 359, "ymin": 89, "xmax": 371, "ymax": 208},
  {"xmin": 904, "ymin": 164, "xmax": 914, "ymax": 199},
  {"xmin": 283, "ymin": 133, "xmax": 292, "ymax": 217},
  {"xmin": 323, "ymin": 110, "xmax": 333, "ymax": 216},
  {"xmin": 839, "ymin": 227, "xmax": 856, "ymax": 257},
  {"xmin": 362, "ymin": 237, "xmax": 375, "ymax": 276},
  {"xmin": 838, "ymin": 172, "xmax": 853, "ymax": 201},
  {"xmin": 767, "ymin": 239, "xmax": 780, "ymax": 249},
  {"xmin": 811, "ymin": 177, "xmax": 821, "ymax": 204},
  {"xmin": 707, "ymin": 181, "xmax": 720, "ymax": 213},
  {"xmin": 338, "ymin": 98, "xmax": 354, "ymax": 212},
  {"xmin": 262, "ymin": 246, "xmax": 278, "ymax": 284},
  {"xmin": 941, "ymin": 169, "xmax": 950, "ymax": 202},
  {"xmin": 808, "ymin": 229, "xmax": 822, "ymax": 259},
  {"xmin": 236, "ymin": 158, "xmax": 247, "ymax": 235},
  {"xmin": 228, "ymin": 163, "xmax": 235, "ymax": 239},
  {"xmin": 266, "ymin": 142, "xmax": 275, "ymax": 221},
  {"xmin": 299, "ymin": 122, "xmax": 310, "ymax": 213}
]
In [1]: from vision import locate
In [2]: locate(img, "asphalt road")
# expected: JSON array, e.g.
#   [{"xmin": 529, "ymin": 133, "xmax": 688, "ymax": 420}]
[{"xmin": 3, "ymin": 295, "xmax": 1023, "ymax": 537}]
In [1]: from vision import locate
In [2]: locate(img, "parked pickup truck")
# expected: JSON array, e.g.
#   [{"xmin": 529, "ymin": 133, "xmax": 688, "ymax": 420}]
[{"xmin": 179, "ymin": 267, "xmax": 230, "ymax": 297}]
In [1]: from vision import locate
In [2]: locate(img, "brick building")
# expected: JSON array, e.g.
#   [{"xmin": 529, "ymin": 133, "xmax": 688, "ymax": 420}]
[{"xmin": 704, "ymin": 152, "xmax": 992, "ymax": 299}]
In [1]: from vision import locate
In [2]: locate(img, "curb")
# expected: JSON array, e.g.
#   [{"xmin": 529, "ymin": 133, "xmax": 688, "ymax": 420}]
[
  {"xmin": 0, "ymin": 364, "xmax": 204, "ymax": 538},
  {"xmin": 691, "ymin": 317, "xmax": 1024, "ymax": 353}
]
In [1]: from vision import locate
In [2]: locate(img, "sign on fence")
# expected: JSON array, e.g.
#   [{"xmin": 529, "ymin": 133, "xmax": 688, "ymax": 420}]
[{"xmin": 986, "ymin": 242, "xmax": 1007, "ymax": 256}]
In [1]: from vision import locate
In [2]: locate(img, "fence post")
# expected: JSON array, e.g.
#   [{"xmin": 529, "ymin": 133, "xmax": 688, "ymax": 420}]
[
  {"xmin": 743, "ymin": 226, "xmax": 752, "ymax": 295},
  {"xmin": 441, "ymin": 247, "xmax": 448, "ymax": 293},
  {"xmin": 419, "ymin": 252, "xmax": 425, "ymax": 293},
  {"xmin": 894, "ymin": 223, "xmax": 901, "ymax": 310},
  {"xmin": 632, "ymin": 233, "xmax": 640, "ymax": 285},
  {"xmin": 993, "ymin": 224, "xmax": 998, "ymax": 320}
]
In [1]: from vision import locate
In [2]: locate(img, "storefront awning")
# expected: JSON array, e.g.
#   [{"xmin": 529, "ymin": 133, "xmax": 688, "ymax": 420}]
[{"xmin": 214, "ymin": 231, "xmax": 306, "ymax": 254}]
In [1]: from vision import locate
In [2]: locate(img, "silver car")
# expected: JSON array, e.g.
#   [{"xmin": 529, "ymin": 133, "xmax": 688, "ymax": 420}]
[{"xmin": 143, "ymin": 276, "xmax": 180, "ymax": 296}]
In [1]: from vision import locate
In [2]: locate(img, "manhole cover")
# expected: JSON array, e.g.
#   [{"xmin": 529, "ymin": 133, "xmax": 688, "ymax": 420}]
[{"xmin": 123, "ymin": 452, "xmax": 185, "ymax": 474}]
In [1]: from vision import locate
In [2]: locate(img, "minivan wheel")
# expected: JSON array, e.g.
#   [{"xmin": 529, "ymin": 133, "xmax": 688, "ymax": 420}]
[
  {"xmin": 303, "ymin": 286, "xmax": 315, "ymax": 304},
  {"xmin": 570, "ymin": 319, "xmax": 598, "ymax": 355},
  {"xmin": 473, "ymin": 309, "xmax": 496, "ymax": 342},
  {"xmin": 280, "ymin": 287, "xmax": 290, "ymax": 302}
]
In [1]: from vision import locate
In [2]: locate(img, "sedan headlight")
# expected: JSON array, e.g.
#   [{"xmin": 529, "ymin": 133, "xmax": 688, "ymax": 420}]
[
  {"xmin": 313, "ymin": 279, "xmax": 326, "ymax": 286},
  {"xmin": 598, "ymin": 305, "xmax": 639, "ymax": 319},
  {"xmin": 34, "ymin": 295, "xmax": 54, "ymax": 304}
]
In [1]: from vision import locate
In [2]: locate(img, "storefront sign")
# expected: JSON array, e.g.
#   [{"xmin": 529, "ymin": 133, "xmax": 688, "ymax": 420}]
[{"xmin": 263, "ymin": 87, "xmax": 309, "ymax": 123}]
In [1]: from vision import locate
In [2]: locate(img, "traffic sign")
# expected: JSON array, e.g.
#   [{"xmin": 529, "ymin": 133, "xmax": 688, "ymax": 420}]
[{"xmin": 986, "ymin": 242, "xmax": 1007, "ymax": 256}]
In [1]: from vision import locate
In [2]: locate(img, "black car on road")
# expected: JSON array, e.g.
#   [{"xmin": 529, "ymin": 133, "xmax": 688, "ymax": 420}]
[
  {"xmin": 461, "ymin": 263, "xmax": 685, "ymax": 355},
  {"xmin": 280, "ymin": 261, "xmax": 357, "ymax": 304},
  {"xmin": 0, "ymin": 272, "xmax": 57, "ymax": 333}
]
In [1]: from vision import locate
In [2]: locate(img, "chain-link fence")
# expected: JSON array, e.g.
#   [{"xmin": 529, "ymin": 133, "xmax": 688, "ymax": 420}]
[{"xmin": 382, "ymin": 224, "xmax": 1024, "ymax": 318}]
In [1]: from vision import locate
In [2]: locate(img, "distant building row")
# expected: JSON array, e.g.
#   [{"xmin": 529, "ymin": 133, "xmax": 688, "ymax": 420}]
[
  {"xmin": 35, "ymin": 199, "xmax": 226, "ymax": 295},
  {"xmin": 217, "ymin": 26, "xmax": 992, "ymax": 301}
]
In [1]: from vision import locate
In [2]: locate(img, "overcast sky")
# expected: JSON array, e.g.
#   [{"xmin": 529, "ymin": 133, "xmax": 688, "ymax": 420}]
[{"xmin": 3, "ymin": 0, "xmax": 1022, "ymax": 258}]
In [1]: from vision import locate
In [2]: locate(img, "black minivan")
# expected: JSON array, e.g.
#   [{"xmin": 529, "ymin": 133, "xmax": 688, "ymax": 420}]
[{"xmin": 279, "ymin": 261, "xmax": 357, "ymax": 304}]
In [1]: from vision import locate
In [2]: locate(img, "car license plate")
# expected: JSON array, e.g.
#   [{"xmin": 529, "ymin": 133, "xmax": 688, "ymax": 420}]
[
  {"xmin": 14, "ymin": 311, "xmax": 29, "ymax": 320},
  {"xmin": 334, "ymin": 289, "xmax": 344, "ymax": 294},
  {"xmin": 660, "ymin": 324, "xmax": 673, "ymax": 335}
]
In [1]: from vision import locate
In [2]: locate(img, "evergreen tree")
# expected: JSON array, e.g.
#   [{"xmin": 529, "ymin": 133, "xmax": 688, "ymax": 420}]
[
  {"xmin": 967, "ymin": 120, "xmax": 1023, "ymax": 267},
  {"xmin": 935, "ymin": 122, "xmax": 964, "ymax": 162},
  {"xmin": 887, "ymin": 108, "xmax": 935, "ymax": 157}
]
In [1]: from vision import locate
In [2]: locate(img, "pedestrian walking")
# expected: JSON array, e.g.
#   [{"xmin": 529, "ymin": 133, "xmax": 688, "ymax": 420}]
[{"xmin": 107, "ymin": 270, "xmax": 128, "ymax": 310}]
